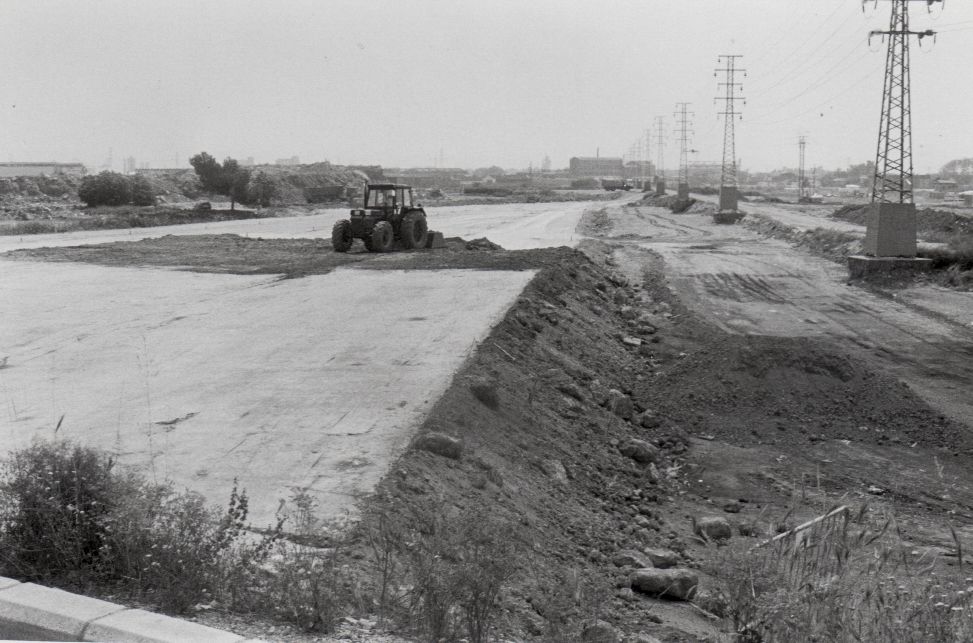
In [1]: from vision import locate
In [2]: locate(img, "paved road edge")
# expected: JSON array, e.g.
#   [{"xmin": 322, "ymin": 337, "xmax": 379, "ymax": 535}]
[{"xmin": 0, "ymin": 576, "xmax": 263, "ymax": 642}]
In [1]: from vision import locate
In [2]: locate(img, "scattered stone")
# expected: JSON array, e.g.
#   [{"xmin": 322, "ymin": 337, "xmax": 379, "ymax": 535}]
[
  {"xmin": 541, "ymin": 459, "xmax": 569, "ymax": 484},
  {"xmin": 637, "ymin": 410, "xmax": 662, "ymax": 429},
  {"xmin": 619, "ymin": 439, "xmax": 660, "ymax": 464},
  {"xmin": 581, "ymin": 619, "xmax": 620, "ymax": 643},
  {"xmin": 630, "ymin": 568, "xmax": 699, "ymax": 600},
  {"xmin": 723, "ymin": 502, "xmax": 742, "ymax": 514},
  {"xmin": 632, "ymin": 634, "xmax": 663, "ymax": 643},
  {"xmin": 643, "ymin": 547, "xmax": 680, "ymax": 569},
  {"xmin": 694, "ymin": 516, "xmax": 732, "ymax": 541},
  {"xmin": 606, "ymin": 389, "xmax": 634, "ymax": 419},
  {"xmin": 622, "ymin": 336, "xmax": 643, "ymax": 347},
  {"xmin": 557, "ymin": 381, "xmax": 585, "ymax": 401},
  {"xmin": 612, "ymin": 549, "xmax": 651, "ymax": 568},
  {"xmin": 414, "ymin": 432, "xmax": 463, "ymax": 460},
  {"xmin": 693, "ymin": 590, "xmax": 728, "ymax": 618}
]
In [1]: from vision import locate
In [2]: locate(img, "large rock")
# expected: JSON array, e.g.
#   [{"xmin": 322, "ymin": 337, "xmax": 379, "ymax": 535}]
[
  {"xmin": 606, "ymin": 389, "xmax": 634, "ymax": 420},
  {"xmin": 643, "ymin": 547, "xmax": 680, "ymax": 569},
  {"xmin": 612, "ymin": 549, "xmax": 650, "ymax": 568},
  {"xmin": 636, "ymin": 410, "xmax": 662, "ymax": 429},
  {"xmin": 581, "ymin": 619, "xmax": 620, "ymax": 643},
  {"xmin": 413, "ymin": 433, "xmax": 463, "ymax": 460},
  {"xmin": 630, "ymin": 568, "xmax": 699, "ymax": 601},
  {"xmin": 694, "ymin": 516, "xmax": 732, "ymax": 541},
  {"xmin": 619, "ymin": 439, "xmax": 659, "ymax": 464}
]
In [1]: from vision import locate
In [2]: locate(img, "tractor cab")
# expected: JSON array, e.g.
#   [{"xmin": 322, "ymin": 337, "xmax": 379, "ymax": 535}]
[{"xmin": 364, "ymin": 184, "xmax": 417, "ymax": 215}]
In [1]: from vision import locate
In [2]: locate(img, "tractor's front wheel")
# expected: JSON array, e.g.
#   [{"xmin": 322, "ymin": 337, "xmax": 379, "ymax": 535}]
[
  {"xmin": 399, "ymin": 211, "xmax": 428, "ymax": 249},
  {"xmin": 331, "ymin": 219, "xmax": 353, "ymax": 252},
  {"xmin": 365, "ymin": 220, "xmax": 394, "ymax": 252}
]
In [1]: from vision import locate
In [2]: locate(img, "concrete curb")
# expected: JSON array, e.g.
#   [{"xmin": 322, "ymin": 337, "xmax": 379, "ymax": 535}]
[{"xmin": 0, "ymin": 576, "xmax": 262, "ymax": 642}]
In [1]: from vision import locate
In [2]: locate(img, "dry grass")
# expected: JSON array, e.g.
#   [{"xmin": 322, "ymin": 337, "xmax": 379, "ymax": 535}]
[{"xmin": 705, "ymin": 503, "xmax": 973, "ymax": 642}]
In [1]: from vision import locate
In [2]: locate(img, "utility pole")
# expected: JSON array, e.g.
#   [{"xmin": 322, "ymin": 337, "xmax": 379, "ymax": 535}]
[
  {"xmin": 862, "ymin": 0, "xmax": 939, "ymax": 259},
  {"xmin": 714, "ymin": 54, "xmax": 745, "ymax": 220},
  {"xmin": 674, "ymin": 102, "xmax": 694, "ymax": 200},
  {"xmin": 654, "ymin": 116, "xmax": 667, "ymax": 196},
  {"xmin": 798, "ymin": 136, "xmax": 808, "ymax": 201},
  {"xmin": 643, "ymin": 128, "xmax": 652, "ymax": 191}
]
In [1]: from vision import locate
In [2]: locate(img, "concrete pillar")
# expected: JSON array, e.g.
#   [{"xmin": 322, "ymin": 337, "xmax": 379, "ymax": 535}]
[
  {"xmin": 718, "ymin": 185, "xmax": 737, "ymax": 212},
  {"xmin": 655, "ymin": 177, "xmax": 666, "ymax": 196},
  {"xmin": 677, "ymin": 183, "xmax": 690, "ymax": 199},
  {"xmin": 864, "ymin": 202, "xmax": 917, "ymax": 257}
]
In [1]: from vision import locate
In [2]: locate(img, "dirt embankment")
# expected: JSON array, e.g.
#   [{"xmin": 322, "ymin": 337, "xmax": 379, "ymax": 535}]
[{"xmin": 296, "ymin": 241, "xmax": 972, "ymax": 641}]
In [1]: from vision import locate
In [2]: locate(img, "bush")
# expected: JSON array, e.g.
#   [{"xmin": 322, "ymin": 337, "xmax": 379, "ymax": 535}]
[
  {"xmin": 130, "ymin": 174, "xmax": 156, "ymax": 206},
  {"xmin": 0, "ymin": 439, "xmax": 280, "ymax": 613},
  {"xmin": 0, "ymin": 441, "xmax": 115, "ymax": 584},
  {"xmin": 78, "ymin": 171, "xmax": 133, "ymax": 207}
]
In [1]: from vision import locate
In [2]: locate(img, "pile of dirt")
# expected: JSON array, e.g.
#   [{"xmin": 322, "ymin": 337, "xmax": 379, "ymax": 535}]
[
  {"xmin": 745, "ymin": 214, "xmax": 861, "ymax": 263},
  {"xmin": 833, "ymin": 203, "xmax": 973, "ymax": 241}
]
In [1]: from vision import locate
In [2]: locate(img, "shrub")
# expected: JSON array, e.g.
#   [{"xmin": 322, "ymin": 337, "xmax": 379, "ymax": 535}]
[
  {"xmin": 0, "ymin": 439, "xmax": 280, "ymax": 614},
  {"xmin": 404, "ymin": 507, "xmax": 520, "ymax": 642},
  {"xmin": 0, "ymin": 441, "xmax": 115, "ymax": 584},
  {"xmin": 130, "ymin": 174, "xmax": 156, "ymax": 206},
  {"xmin": 78, "ymin": 171, "xmax": 133, "ymax": 207}
]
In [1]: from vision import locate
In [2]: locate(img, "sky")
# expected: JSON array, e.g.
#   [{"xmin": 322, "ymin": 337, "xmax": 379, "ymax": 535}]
[{"xmin": 2, "ymin": 0, "xmax": 972, "ymax": 173}]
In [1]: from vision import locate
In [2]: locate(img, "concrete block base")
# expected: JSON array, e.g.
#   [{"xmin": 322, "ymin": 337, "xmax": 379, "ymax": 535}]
[
  {"xmin": 425, "ymin": 231, "xmax": 446, "ymax": 249},
  {"xmin": 864, "ymin": 202, "xmax": 917, "ymax": 257},
  {"xmin": 847, "ymin": 255, "xmax": 932, "ymax": 280},
  {"xmin": 719, "ymin": 186, "xmax": 738, "ymax": 212},
  {"xmin": 655, "ymin": 178, "xmax": 666, "ymax": 196},
  {"xmin": 677, "ymin": 183, "xmax": 690, "ymax": 199}
]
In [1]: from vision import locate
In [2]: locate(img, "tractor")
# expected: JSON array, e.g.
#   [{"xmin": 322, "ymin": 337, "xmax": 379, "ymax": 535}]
[{"xmin": 332, "ymin": 183, "xmax": 429, "ymax": 252}]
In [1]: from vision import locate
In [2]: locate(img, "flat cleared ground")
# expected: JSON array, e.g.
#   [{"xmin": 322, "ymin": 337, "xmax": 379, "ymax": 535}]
[
  {"xmin": 603, "ymin": 203, "xmax": 973, "ymax": 424},
  {"xmin": 0, "ymin": 260, "xmax": 534, "ymax": 526},
  {"xmin": 0, "ymin": 199, "xmax": 607, "ymax": 253}
]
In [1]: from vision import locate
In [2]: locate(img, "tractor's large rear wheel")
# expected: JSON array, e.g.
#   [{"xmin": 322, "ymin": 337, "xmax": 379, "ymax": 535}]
[
  {"xmin": 365, "ymin": 220, "xmax": 394, "ymax": 252},
  {"xmin": 399, "ymin": 211, "xmax": 429, "ymax": 249},
  {"xmin": 331, "ymin": 219, "xmax": 353, "ymax": 252}
]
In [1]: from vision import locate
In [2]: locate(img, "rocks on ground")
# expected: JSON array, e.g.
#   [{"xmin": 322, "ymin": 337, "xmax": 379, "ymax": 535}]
[
  {"xmin": 413, "ymin": 432, "xmax": 463, "ymax": 459},
  {"xmin": 630, "ymin": 568, "xmax": 700, "ymax": 601}
]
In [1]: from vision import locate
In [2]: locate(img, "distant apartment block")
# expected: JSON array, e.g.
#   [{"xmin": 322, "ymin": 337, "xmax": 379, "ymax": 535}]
[
  {"xmin": 569, "ymin": 156, "xmax": 624, "ymax": 178},
  {"xmin": 0, "ymin": 162, "xmax": 86, "ymax": 178}
]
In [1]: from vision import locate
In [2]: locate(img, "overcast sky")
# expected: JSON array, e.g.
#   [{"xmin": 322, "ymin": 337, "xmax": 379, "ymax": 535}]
[{"xmin": 2, "ymin": 0, "xmax": 972, "ymax": 173}]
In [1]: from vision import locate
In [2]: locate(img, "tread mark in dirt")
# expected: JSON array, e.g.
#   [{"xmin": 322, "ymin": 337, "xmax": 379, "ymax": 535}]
[{"xmin": 698, "ymin": 272, "xmax": 789, "ymax": 303}]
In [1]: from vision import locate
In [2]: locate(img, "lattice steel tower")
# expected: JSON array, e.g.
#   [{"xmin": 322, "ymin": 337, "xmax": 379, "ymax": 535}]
[
  {"xmin": 869, "ymin": 0, "xmax": 938, "ymax": 204},
  {"xmin": 654, "ymin": 116, "xmax": 667, "ymax": 195},
  {"xmin": 674, "ymin": 102, "xmax": 694, "ymax": 199},
  {"xmin": 715, "ymin": 54, "xmax": 745, "ymax": 213},
  {"xmin": 798, "ymin": 136, "xmax": 808, "ymax": 200}
]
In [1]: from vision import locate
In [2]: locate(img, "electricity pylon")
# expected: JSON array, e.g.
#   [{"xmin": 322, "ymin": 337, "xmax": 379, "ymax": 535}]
[
  {"xmin": 674, "ymin": 102, "xmax": 694, "ymax": 200},
  {"xmin": 798, "ymin": 136, "xmax": 808, "ymax": 201},
  {"xmin": 654, "ymin": 116, "xmax": 667, "ymax": 196},
  {"xmin": 715, "ymin": 54, "xmax": 745, "ymax": 216},
  {"xmin": 863, "ymin": 0, "xmax": 941, "ymax": 257}
]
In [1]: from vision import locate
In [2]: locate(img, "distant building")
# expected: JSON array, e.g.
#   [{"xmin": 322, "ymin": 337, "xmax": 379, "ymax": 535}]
[
  {"xmin": 569, "ymin": 156, "xmax": 624, "ymax": 178},
  {"xmin": 275, "ymin": 156, "xmax": 300, "ymax": 166},
  {"xmin": 123, "ymin": 156, "xmax": 137, "ymax": 174},
  {"xmin": 0, "ymin": 162, "xmax": 86, "ymax": 178}
]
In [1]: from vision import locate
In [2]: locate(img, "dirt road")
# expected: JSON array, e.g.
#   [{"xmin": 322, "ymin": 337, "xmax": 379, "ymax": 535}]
[{"xmin": 599, "ymin": 202, "xmax": 973, "ymax": 425}]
